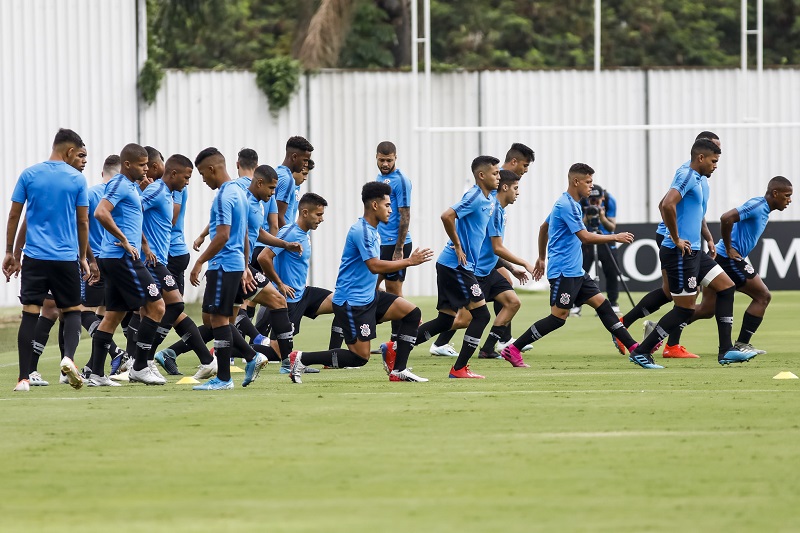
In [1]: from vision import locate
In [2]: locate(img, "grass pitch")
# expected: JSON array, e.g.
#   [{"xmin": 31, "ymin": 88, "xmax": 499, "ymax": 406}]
[{"xmin": 1, "ymin": 291, "xmax": 799, "ymax": 532}]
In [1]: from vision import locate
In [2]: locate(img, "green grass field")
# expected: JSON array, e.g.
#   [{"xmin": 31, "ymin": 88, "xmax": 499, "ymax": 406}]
[{"xmin": 1, "ymin": 291, "xmax": 799, "ymax": 532}]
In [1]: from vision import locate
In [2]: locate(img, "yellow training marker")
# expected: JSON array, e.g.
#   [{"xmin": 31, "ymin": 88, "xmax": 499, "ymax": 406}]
[
  {"xmin": 176, "ymin": 376, "xmax": 200, "ymax": 384},
  {"xmin": 773, "ymin": 372, "xmax": 799, "ymax": 380}
]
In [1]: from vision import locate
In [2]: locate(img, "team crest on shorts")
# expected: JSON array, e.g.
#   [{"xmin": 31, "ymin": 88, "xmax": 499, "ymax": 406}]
[
  {"xmin": 470, "ymin": 284, "xmax": 482, "ymax": 297},
  {"xmin": 147, "ymin": 283, "xmax": 159, "ymax": 296},
  {"xmin": 254, "ymin": 272, "xmax": 266, "ymax": 283},
  {"xmin": 744, "ymin": 263, "xmax": 754, "ymax": 274},
  {"xmin": 360, "ymin": 323, "xmax": 371, "ymax": 337},
  {"xmin": 559, "ymin": 293, "xmax": 570, "ymax": 305},
  {"xmin": 164, "ymin": 275, "xmax": 176, "ymax": 287},
  {"xmin": 687, "ymin": 277, "xmax": 697, "ymax": 289}
]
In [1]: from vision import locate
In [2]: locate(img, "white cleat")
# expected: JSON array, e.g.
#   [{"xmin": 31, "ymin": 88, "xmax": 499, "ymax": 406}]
[
  {"xmin": 87, "ymin": 374, "xmax": 122, "ymax": 387},
  {"xmin": 734, "ymin": 341, "xmax": 766, "ymax": 355},
  {"xmin": 13, "ymin": 379, "xmax": 30, "ymax": 392},
  {"xmin": 28, "ymin": 371, "xmax": 49, "ymax": 386},
  {"xmin": 129, "ymin": 365, "xmax": 165, "ymax": 385},
  {"xmin": 109, "ymin": 371, "xmax": 129, "ymax": 382},
  {"xmin": 389, "ymin": 368, "xmax": 429, "ymax": 382},
  {"xmin": 147, "ymin": 361, "xmax": 168, "ymax": 384},
  {"xmin": 429, "ymin": 343, "xmax": 458, "ymax": 357},
  {"xmin": 192, "ymin": 356, "xmax": 218, "ymax": 380},
  {"xmin": 59, "ymin": 357, "xmax": 84, "ymax": 390}
]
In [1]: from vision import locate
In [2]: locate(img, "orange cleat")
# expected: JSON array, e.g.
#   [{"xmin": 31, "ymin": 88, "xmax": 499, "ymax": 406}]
[
  {"xmin": 662, "ymin": 344, "xmax": 699, "ymax": 359},
  {"xmin": 448, "ymin": 365, "xmax": 485, "ymax": 379}
]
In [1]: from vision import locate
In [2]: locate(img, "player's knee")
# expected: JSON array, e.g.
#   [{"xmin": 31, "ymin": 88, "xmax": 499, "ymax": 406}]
[
  {"xmin": 469, "ymin": 304, "xmax": 491, "ymax": 327},
  {"xmin": 403, "ymin": 306, "xmax": 421, "ymax": 325},
  {"xmin": 506, "ymin": 296, "xmax": 521, "ymax": 313},
  {"xmin": 146, "ymin": 299, "xmax": 166, "ymax": 321},
  {"xmin": 757, "ymin": 288, "xmax": 772, "ymax": 307},
  {"xmin": 165, "ymin": 301, "xmax": 185, "ymax": 322}
]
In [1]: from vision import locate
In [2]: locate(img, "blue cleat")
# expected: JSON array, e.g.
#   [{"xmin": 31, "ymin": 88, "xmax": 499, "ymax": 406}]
[
  {"xmin": 242, "ymin": 354, "xmax": 268, "ymax": 387},
  {"xmin": 279, "ymin": 358, "xmax": 291, "ymax": 374},
  {"xmin": 629, "ymin": 352, "xmax": 664, "ymax": 369},
  {"xmin": 110, "ymin": 348, "xmax": 128, "ymax": 375},
  {"xmin": 193, "ymin": 377, "xmax": 234, "ymax": 390},
  {"xmin": 718, "ymin": 349, "xmax": 757, "ymax": 365},
  {"xmin": 253, "ymin": 334, "xmax": 267, "ymax": 346},
  {"xmin": 154, "ymin": 349, "xmax": 182, "ymax": 375}
]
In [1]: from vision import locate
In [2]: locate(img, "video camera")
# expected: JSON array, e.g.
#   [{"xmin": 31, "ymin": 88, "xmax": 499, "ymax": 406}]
[{"xmin": 581, "ymin": 184, "xmax": 604, "ymax": 231}]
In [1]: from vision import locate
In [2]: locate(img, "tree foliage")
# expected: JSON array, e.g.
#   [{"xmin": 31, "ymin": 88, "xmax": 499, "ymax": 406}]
[{"xmin": 150, "ymin": 0, "xmax": 800, "ymax": 70}]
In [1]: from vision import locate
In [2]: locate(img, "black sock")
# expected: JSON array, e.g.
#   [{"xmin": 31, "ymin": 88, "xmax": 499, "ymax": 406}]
[
  {"xmin": 126, "ymin": 313, "xmax": 141, "ymax": 362},
  {"xmin": 481, "ymin": 325, "xmax": 506, "ymax": 354},
  {"xmin": 715, "ymin": 286, "xmax": 735, "ymax": 354},
  {"xmin": 61, "ymin": 311, "xmax": 81, "ymax": 361},
  {"xmin": 236, "ymin": 308, "xmax": 261, "ymax": 341},
  {"xmin": 212, "ymin": 325, "xmax": 233, "ymax": 381},
  {"xmin": 596, "ymin": 300, "xmax": 637, "ymax": 350},
  {"xmin": 174, "ymin": 316, "xmax": 214, "ymax": 365},
  {"xmin": 18, "ymin": 311, "xmax": 39, "ymax": 380},
  {"xmin": 270, "ymin": 308, "xmax": 294, "ymax": 359},
  {"xmin": 229, "ymin": 324, "xmax": 256, "ymax": 362},
  {"xmin": 57, "ymin": 318, "xmax": 65, "ymax": 358},
  {"xmin": 390, "ymin": 320, "xmax": 400, "ymax": 342},
  {"xmin": 622, "ymin": 288, "xmax": 671, "ymax": 328},
  {"xmin": 513, "ymin": 314, "xmax": 566, "ymax": 349},
  {"xmin": 415, "ymin": 312, "xmax": 456, "ymax": 345},
  {"xmin": 252, "ymin": 344, "xmax": 281, "ymax": 362},
  {"xmin": 500, "ymin": 324, "xmax": 513, "ymax": 343},
  {"xmin": 667, "ymin": 320, "xmax": 689, "ymax": 346},
  {"xmin": 393, "ymin": 307, "xmax": 421, "ymax": 371},
  {"xmin": 168, "ymin": 324, "xmax": 212, "ymax": 356},
  {"xmin": 133, "ymin": 316, "xmax": 159, "ymax": 371},
  {"xmin": 635, "ymin": 305, "xmax": 694, "ymax": 354},
  {"xmin": 329, "ymin": 318, "xmax": 345, "ymax": 349},
  {"xmin": 121, "ymin": 311, "xmax": 133, "ymax": 335},
  {"xmin": 254, "ymin": 306, "xmax": 271, "ymax": 336},
  {"xmin": 31, "ymin": 316, "xmax": 56, "ymax": 372},
  {"xmin": 434, "ymin": 329, "xmax": 457, "ymax": 347},
  {"xmin": 81, "ymin": 311, "xmax": 100, "ymax": 335},
  {"xmin": 737, "ymin": 312, "xmax": 763, "ymax": 344},
  {"xmin": 301, "ymin": 348, "xmax": 367, "ymax": 368},
  {"xmin": 150, "ymin": 303, "xmax": 184, "ymax": 356},
  {"xmin": 90, "ymin": 330, "xmax": 114, "ymax": 375},
  {"xmin": 454, "ymin": 305, "xmax": 491, "ymax": 370},
  {"xmin": 246, "ymin": 305, "xmax": 256, "ymax": 319}
]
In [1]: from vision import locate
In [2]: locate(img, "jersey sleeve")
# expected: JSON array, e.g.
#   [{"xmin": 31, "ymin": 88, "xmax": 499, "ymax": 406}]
[
  {"xmin": 396, "ymin": 174, "xmax": 411, "ymax": 208},
  {"xmin": 356, "ymin": 227, "xmax": 380, "ymax": 262},
  {"xmin": 103, "ymin": 178, "xmax": 128, "ymax": 208},
  {"xmin": 736, "ymin": 197, "xmax": 762, "ymax": 221},
  {"xmin": 76, "ymin": 175, "xmax": 89, "ymax": 207},
  {"xmin": 215, "ymin": 188, "xmax": 236, "ymax": 227},
  {"xmin": 604, "ymin": 193, "xmax": 616, "ymax": 218},
  {"xmin": 487, "ymin": 203, "xmax": 504, "ymax": 238},
  {"xmin": 140, "ymin": 184, "xmax": 160, "ymax": 211},
  {"xmin": 671, "ymin": 168, "xmax": 698, "ymax": 198},
  {"xmin": 172, "ymin": 189, "xmax": 184, "ymax": 205},
  {"xmin": 266, "ymin": 196, "xmax": 278, "ymax": 214},
  {"xmin": 10, "ymin": 172, "xmax": 28, "ymax": 204},
  {"xmin": 451, "ymin": 189, "xmax": 480, "ymax": 219},
  {"xmin": 276, "ymin": 175, "xmax": 293, "ymax": 204},
  {"xmin": 562, "ymin": 200, "xmax": 586, "ymax": 234}
]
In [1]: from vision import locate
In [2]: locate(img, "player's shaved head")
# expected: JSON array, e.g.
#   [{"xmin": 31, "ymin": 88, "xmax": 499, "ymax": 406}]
[
  {"xmin": 471, "ymin": 155, "xmax": 500, "ymax": 175},
  {"xmin": 120, "ymin": 143, "xmax": 148, "ymax": 163},
  {"xmin": 165, "ymin": 154, "xmax": 193, "ymax": 173},
  {"xmin": 254, "ymin": 164, "xmax": 278, "ymax": 184},
  {"xmin": 195, "ymin": 147, "xmax": 225, "ymax": 168}
]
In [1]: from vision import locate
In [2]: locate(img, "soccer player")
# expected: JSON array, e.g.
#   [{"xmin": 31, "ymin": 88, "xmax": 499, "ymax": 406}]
[
  {"xmin": 168, "ymin": 155, "xmax": 192, "ymax": 296},
  {"xmin": 3, "ymin": 129, "xmax": 91, "ymax": 391},
  {"xmin": 89, "ymin": 143, "xmax": 167, "ymax": 386},
  {"xmin": 286, "ymin": 182, "xmax": 433, "ymax": 383},
  {"xmin": 430, "ymin": 143, "xmax": 536, "ymax": 357},
  {"xmin": 499, "ymin": 163, "xmax": 638, "ymax": 366},
  {"xmin": 619, "ymin": 131, "xmax": 720, "ymax": 358},
  {"xmin": 374, "ymin": 141, "xmax": 413, "ymax": 347},
  {"xmin": 190, "ymin": 147, "xmax": 260, "ymax": 390},
  {"xmin": 276, "ymin": 136, "xmax": 314, "ymax": 228},
  {"xmin": 412, "ymin": 156, "xmax": 501, "ymax": 379},
  {"xmin": 626, "ymin": 139, "xmax": 756, "ymax": 367},
  {"xmin": 259, "ymin": 193, "xmax": 342, "ymax": 354},
  {"xmin": 473, "ymin": 170, "xmax": 534, "ymax": 363},
  {"xmin": 653, "ymin": 176, "xmax": 793, "ymax": 355}
]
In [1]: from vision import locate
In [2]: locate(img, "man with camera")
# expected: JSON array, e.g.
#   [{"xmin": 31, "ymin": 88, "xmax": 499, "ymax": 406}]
[{"xmin": 571, "ymin": 184, "xmax": 620, "ymax": 314}]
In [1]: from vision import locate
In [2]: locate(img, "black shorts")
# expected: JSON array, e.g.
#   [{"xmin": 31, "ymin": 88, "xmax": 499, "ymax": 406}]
[
  {"xmin": 202, "ymin": 268, "xmax": 243, "ymax": 317},
  {"xmin": 659, "ymin": 246, "xmax": 702, "ymax": 296},
  {"xmin": 380, "ymin": 243, "xmax": 413, "ymax": 282},
  {"xmin": 549, "ymin": 274, "xmax": 601, "ymax": 309},
  {"xmin": 19, "ymin": 257, "xmax": 82, "ymax": 308},
  {"xmin": 435, "ymin": 263, "xmax": 485, "ymax": 311},
  {"xmin": 251, "ymin": 246, "xmax": 266, "ymax": 271},
  {"xmin": 716, "ymin": 255, "xmax": 757, "ymax": 288},
  {"xmin": 235, "ymin": 266, "xmax": 270, "ymax": 303},
  {"xmin": 81, "ymin": 276, "xmax": 105, "ymax": 308},
  {"xmin": 167, "ymin": 253, "xmax": 191, "ymax": 295},
  {"xmin": 279, "ymin": 286, "xmax": 331, "ymax": 337},
  {"xmin": 477, "ymin": 269, "xmax": 514, "ymax": 302},
  {"xmin": 147, "ymin": 262, "xmax": 180, "ymax": 293},
  {"xmin": 332, "ymin": 291, "xmax": 398, "ymax": 345},
  {"xmin": 98, "ymin": 257, "xmax": 162, "ymax": 312}
]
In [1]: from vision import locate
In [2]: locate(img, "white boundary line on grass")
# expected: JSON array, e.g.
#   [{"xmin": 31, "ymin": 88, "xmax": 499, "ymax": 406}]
[
  {"xmin": 342, "ymin": 389, "xmax": 800, "ymax": 396},
  {"xmin": 0, "ymin": 396, "xmax": 170, "ymax": 401},
  {"xmin": 517, "ymin": 429, "xmax": 799, "ymax": 439}
]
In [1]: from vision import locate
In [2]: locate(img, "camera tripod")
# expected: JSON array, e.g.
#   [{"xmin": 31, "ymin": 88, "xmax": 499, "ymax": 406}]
[{"xmin": 589, "ymin": 230, "xmax": 635, "ymax": 308}]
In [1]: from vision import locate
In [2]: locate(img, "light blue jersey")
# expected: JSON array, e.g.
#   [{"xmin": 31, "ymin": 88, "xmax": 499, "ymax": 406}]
[
  {"xmin": 87, "ymin": 183, "xmax": 107, "ymax": 258},
  {"xmin": 332, "ymin": 218, "xmax": 381, "ymax": 306},
  {"xmin": 275, "ymin": 165, "xmax": 299, "ymax": 225},
  {"xmin": 474, "ymin": 193, "xmax": 505, "ymax": 277},
  {"xmin": 546, "ymin": 192, "xmax": 587, "ymax": 279},
  {"xmin": 11, "ymin": 161, "xmax": 88, "ymax": 261},
  {"xmin": 100, "ymin": 175, "xmax": 144, "ymax": 259},
  {"xmin": 169, "ymin": 188, "xmax": 190, "ymax": 257},
  {"xmin": 207, "ymin": 181, "xmax": 248, "ymax": 272},
  {"xmin": 715, "ymin": 196, "xmax": 771, "ymax": 258},
  {"xmin": 141, "ymin": 180, "xmax": 174, "ymax": 265},
  {"xmin": 376, "ymin": 168, "xmax": 412, "ymax": 245},
  {"xmin": 661, "ymin": 165, "xmax": 706, "ymax": 250},
  {"xmin": 270, "ymin": 223, "xmax": 311, "ymax": 303},
  {"xmin": 657, "ymin": 161, "xmax": 709, "ymax": 239},
  {"xmin": 261, "ymin": 196, "xmax": 278, "ymax": 233},
  {"xmin": 232, "ymin": 177, "xmax": 265, "ymax": 261},
  {"xmin": 437, "ymin": 185, "xmax": 495, "ymax": 272}
]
